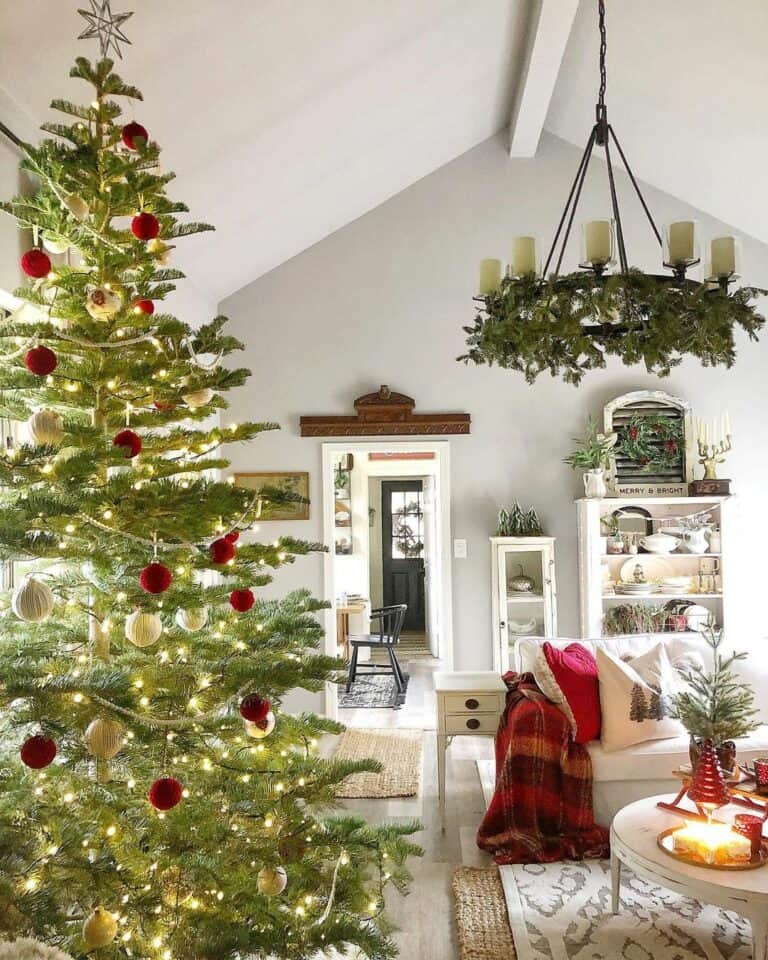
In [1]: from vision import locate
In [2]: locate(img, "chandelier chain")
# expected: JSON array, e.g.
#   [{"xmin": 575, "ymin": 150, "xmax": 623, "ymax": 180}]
[{"xmin": 597, "ymin": 0, "xmax": 607, "ymax": 110}]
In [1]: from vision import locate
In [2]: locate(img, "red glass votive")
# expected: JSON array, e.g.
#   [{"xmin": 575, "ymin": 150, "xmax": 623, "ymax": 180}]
[
  {"xmin": 754, "ymin": 758, "xmax": 768, "ymax": 796},
  {"xmin": 733, "ymin": 814, "xmax": 764, "ymax": 857}
]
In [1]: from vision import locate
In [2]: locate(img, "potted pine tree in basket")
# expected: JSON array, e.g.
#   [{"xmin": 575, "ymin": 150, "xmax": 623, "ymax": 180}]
[
  {"xmin": 671, "ymin": 625, "xmax": 760, "ymax": 777},
  {"xmin": 564, "ymin": 416, "xmax": 617, "ymax": 498}
]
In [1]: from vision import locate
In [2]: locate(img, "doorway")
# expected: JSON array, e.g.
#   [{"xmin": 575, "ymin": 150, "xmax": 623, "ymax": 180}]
[{"xmin": 321, "ymin": 441, "xmax": 452, "ymax": 724}]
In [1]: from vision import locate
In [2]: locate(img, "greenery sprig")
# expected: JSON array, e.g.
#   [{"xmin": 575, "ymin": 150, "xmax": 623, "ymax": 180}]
[{"xmin": 459, "ymin": 269, "xmax": 766, "ymax": 385}]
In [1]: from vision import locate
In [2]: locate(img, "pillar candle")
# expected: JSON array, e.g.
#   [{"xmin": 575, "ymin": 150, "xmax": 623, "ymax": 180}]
[
  {"xmin": 667, "ymin": 221, "xmax": 697, "ymax": 264},
  {"xmin": 584, "ymin": 220, "xmax": 612, "ymax": 264},
  {"xmin": 724, "ymin": 411, "xmax": 731, "ymax": 436},
  {"xmin": 511, "ymin": 236, "xmax": 537, "ymax": 276},
  {"xmin": 710, "ymin": 236, "xmax": 737, "ymax": 278},
  {"xmin": 478, "ymin": 258, "xmax": 502, "ymax": 296}
]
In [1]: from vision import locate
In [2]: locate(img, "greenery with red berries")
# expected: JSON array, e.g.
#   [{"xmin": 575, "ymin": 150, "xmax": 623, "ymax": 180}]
[{"xmin": 615, "ymin": 412, "xmax": 684, "ymax": 472}]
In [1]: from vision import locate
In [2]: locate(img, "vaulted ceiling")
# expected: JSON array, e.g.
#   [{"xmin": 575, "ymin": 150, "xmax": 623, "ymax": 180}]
[{"xmin": 0, "ymin": 1, "xmax": 766, "ymax": 303}]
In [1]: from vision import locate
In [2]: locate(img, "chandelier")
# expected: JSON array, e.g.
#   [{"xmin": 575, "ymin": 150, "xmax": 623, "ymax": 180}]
[{"xmin": 461, "ymin": 0, "xmax": 765, "ymax": 385}]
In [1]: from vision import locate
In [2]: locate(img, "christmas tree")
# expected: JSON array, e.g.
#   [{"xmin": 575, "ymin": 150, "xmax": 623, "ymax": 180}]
[{"xmin": 0, "ymin": 32, "xmax": 418, "ymax": 960}]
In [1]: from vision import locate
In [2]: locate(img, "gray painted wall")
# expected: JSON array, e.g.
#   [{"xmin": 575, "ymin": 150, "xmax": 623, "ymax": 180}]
[{"xmin": 219, "ymin": 132, "xmax": 768, "ymax": 694}]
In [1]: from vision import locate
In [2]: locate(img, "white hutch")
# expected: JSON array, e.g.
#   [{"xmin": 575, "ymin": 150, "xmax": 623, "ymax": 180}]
[{"xmin": 490, "ymin": 536, "xmax": 558, "ymax": 673}]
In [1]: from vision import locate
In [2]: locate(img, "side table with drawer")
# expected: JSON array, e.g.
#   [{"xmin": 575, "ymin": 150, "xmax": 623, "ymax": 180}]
[{"xmin": 434, "ymin": 671, "xmax": 507, "ymax": 830}]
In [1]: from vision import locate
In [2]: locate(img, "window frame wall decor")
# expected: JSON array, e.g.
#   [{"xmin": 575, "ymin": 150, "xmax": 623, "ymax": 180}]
[{"xmin": 603, "ymin": 391, "xmax": 694, "ymax": 497}]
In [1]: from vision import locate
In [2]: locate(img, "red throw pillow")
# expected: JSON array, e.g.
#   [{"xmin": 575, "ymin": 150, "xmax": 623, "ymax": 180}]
[{"xmin": 539, "ymin": 642, "xmax": 601, "ymax": 744}]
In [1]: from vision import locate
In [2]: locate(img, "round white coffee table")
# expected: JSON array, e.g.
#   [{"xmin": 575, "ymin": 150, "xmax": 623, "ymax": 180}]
[{"xmin": 611, "ymin": 795, "xmax": 768, "ymax": 960}]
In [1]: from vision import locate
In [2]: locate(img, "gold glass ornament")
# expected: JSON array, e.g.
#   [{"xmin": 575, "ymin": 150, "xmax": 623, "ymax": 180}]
[
  {"xmin": 84, "ymin": 717, "xmax": 124, "ymax": 760},
  {"xmin": 27, "ymin": 409, "xmax": 65, "ymax": 447},
  {"xmin": 11, "ymin": 577, "xmax": 55, "ymax": 623},
  {"xmin": 124, "ymin": 610, "xmax": 162, "ymax": 647},
  {"xmin": 257, "ymin": 865, "xmax": 287, "ymax": 897},
  {"xmin": 175, "ymin": 606, "xmax": 208, "ymax": 632},
  {"xmin": 82, "ymin": 907, "xmax": 118, "ymax": 948},
  {"xmin": 182, "ymin": 388, "xmax": 213, "ymax": 410}
]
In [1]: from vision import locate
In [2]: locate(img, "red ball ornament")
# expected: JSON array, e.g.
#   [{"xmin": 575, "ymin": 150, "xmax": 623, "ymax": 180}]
[
  {"xmin": 229, "ymin": 588, "xmax": 254, "ymax": 613},
  {"xmin": 134, "ymin": 298, "xmax": 155, "ymax": 315},
  {"xmin": 240, "ymin": 694, "xmax": 271, "ymax": 723},
  {"xmin": 131, "ymin": 212, "xmax": 160, "ymax": 241},
  {"xmin": 113, "ymin": 429, "xmax": 142, "ymax": 459},
  {"xmin": 139, "ymin": 562, "xmax": 173, "ymax": 595},
  {"xmin": 148, "ymin": 776, "xmax": 183, "ymax": 811},
  {"xmin": 210, "ymin": 537, "xmax": 236, "ymax": 564},
  {"xmin": 21, "ymin": 249, "xmax": 52, "ymax": 278},
  {"xmin": 25, "ymin": 345, "xmax": 58, "ymax": 377},
  {"xmin": 122, "ymin": 121, "xmax": 149, "ymax": 150},
  {"xmin": 20, "ymin": 734, "xmax": 57, "ymax": 769},
  {"xmin": 224, "ymin": 531, "xmax": 240, "ymax": 544}
]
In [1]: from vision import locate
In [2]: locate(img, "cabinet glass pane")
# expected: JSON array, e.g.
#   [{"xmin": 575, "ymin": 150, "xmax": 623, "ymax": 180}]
[{"xmin": 503, "ymin": 550, "xmax": 545, "ymax": 595}]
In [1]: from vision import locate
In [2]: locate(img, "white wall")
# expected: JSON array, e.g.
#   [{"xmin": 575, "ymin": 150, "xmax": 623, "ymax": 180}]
[{"xmin": 220, "ymin": 132, "xmax": 768, "ymax": 684}]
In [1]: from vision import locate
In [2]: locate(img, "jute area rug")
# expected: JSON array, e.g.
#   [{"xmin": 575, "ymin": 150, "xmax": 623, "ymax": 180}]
[
  {"xmin": 337, "ymin": 672, "xmax": 410, "ymax": 709},
  {"xmin": 452, "ymin": 867, "xmax": 517, "ymax": 960},
  {"xmin": 333, "ymin": 728, "xmax": 422, "ymax": 799}
]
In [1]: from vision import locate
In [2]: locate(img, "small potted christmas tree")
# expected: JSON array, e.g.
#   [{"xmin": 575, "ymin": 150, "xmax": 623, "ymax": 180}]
[{"xmin": 672, "ymin": 625, "xmax": 760, "ymax": 776}]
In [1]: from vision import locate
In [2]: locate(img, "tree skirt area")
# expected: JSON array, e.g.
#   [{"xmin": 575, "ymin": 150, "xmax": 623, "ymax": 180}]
[{"xmin": 338, "ymin": 672, "xmax": 410, "ymax": 709}]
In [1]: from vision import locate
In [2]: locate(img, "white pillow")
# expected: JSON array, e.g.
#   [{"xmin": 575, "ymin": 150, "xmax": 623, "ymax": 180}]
[{"xmin": 597, "ymin": 642, "xmax": 686, "ymax": 752}]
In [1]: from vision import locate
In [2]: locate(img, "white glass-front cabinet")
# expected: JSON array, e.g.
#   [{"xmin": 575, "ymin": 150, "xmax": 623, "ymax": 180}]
[{"xmin": 490, "ymin": 537, "xmax": 558, "ymax": 673}]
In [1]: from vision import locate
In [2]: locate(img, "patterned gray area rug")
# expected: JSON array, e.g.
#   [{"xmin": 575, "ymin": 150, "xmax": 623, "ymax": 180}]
[
  {"xmin": 504, "ymin": 859, "xmax": 751, "ymax": 960},
  {"xmin": 338, "ymin": 673, "xmax": 410, "ymax": 709}
]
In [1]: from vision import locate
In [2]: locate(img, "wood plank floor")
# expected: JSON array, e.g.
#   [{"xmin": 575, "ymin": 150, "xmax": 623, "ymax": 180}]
[{"xmin": 337, "ymin": 658, "xmax": 496, "ymax": 959}]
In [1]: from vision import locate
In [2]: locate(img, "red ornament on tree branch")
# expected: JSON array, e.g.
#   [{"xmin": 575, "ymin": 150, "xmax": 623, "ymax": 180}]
[
  {"xmin": 149, "ymin": 776, "xmax": 183, "ymax": 811},
  {"xmin": 131, "ymin": 212, "xmax": 160, "ymax": 241},
  {"xmin": 113, "ymin": 429, "xmax": 142, "ymax": 459},
  {"xmin": 21, "ymin": 249, "xmax": 52, "ymax": 278},
  {"xmin": 210, "ymin": 537, "xmax": 235, "ymax": 564},
  {"xmin": 25, "ymin": 345, "xmax": 58, "ymax": 377},
  {"xmin": 121, "ymin": 121, "xmax": 148, "ymax": 150},
  {"xmin": 20, "ymin": 734, "xmax": 57, "ymax": 769},
  {"xmin": 139, "ymin": 562, "xmax": 172, "ymax": 595},
  {"xmin": 229, "ymin": 588, "xmax": 254, "ymax": 613}
]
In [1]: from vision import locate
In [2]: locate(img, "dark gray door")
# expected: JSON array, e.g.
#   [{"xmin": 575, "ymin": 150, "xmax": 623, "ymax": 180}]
[{"xmin": 381, "ymin": 480, "xmax": 425, "ymax": 631}]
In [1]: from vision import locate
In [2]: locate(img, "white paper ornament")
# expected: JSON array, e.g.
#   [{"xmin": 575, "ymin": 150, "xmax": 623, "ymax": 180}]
[
  {"xmin": 175, "ymin": 607, "xmax": 208, "ymax": 632},
  {"xmin": 244, "ymin": 711, "xmax": 276, "ymax": 740},
  {"xmin": 27, "ymin": 409, "xmax": 64, "ymax": 447},
  {"xmin": 146, "ymin": 238, "xmax": 170, "ymax": 265},
  {"xmin": 182, "ymin": 389, "xmax": 213, "ymax": 410},
  {"xmin": 82, "ymin": 908, "xmax": 118, "ymax": 948},
  {"xmin": 84, "ymin": 717, "xmax": 124, "ymax": 760},
  {"xmin": 64, "ymin": 194, "xmax": 90, "ymax": 221},
  {"xmin": 257, "ymin": 866, "xmax": 287, "ymax": 897},
  {"xmin": 125, "ymin": 610, "xmax": 162, "ymax": 648},
  {"xmin": 85, "ymin": 286, "xmax": 122, "ymax": 321},
  {"xmin": 42, "ymin": 233, "xmax": 70, "ymax": 255},
  {"xmin": 0, "ymin": 938, "xmax": 76, "ymax": 960},
  {"xmin": 11, "ymin": 577, "xmax": 55, "ymax": 623}
]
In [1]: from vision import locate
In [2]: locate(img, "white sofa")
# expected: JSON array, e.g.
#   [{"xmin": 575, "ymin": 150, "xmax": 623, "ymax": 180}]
[{"xmin": 517, "ymin": 634, "xmax": 768, "ymax": 825}]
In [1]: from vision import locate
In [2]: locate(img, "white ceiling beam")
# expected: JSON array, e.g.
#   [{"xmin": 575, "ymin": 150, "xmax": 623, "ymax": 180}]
[{"xmin": 508, "ymin": 0, "xmax": 579, "ymax": 158}]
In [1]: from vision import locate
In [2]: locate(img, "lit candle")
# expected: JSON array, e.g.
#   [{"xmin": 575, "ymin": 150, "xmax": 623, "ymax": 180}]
[
  {"xmin": 710, "ymin": 236, "xmax": 738, "ymax": 278},
  {"xmin": 584, "ymin": 220, "xmax": 612, "ymax": 265},
  {"xmin": 511, "ymin": 236, "xmax": 537, "ymax": 276},
  {"xmin": 478, "ymin": 259, "xmax": 502, "ymax": 296},
  {"xmin": 667, "ymin": 221, "xmax": 697, "ymax": 264}
]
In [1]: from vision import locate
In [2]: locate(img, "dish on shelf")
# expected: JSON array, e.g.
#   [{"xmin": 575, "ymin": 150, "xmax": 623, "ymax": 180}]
[
  {"xmin": 658, "ymin": 575, "xmax": 693, "ymax": 595},
  {"xmin": 640, "ymin": 533, "xmax": 682, "ymax": 554},
  {"xmin": 620, "ymin": 556, "xmax": 674, "ymax": 583},
  {"xmin": 684, "ymin": 603, "xmax": 713, "ymax": 632},
  {"xmin": 507, "ymin": 618, "xmax": 538, "ymax": 635},
  {"xmin": 616, "ymin": 582, "xmax": 660, "ymax": 595}
]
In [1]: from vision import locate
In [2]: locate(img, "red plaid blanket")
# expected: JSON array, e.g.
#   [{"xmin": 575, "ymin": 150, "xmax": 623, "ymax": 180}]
[{"xmin": 476, "ymin": 672, "xmax": 609, "ymax": 864}]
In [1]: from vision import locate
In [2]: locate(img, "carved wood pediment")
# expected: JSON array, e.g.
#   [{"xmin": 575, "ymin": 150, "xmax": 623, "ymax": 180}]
[{"xmin": 299, "ymin": 385, "xmax": 471, "ymax": 437}]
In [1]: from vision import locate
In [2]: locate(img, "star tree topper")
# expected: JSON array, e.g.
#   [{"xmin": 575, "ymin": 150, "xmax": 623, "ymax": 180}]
[{"xmin": 78, "ymin": 0, "xmax": 133, "ymax": 59}]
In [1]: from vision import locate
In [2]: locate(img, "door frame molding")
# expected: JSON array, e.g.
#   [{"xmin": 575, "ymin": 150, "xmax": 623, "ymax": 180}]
[{"xmin": 321, "ymin": 440, "xmax": 453, "ymax": 720}]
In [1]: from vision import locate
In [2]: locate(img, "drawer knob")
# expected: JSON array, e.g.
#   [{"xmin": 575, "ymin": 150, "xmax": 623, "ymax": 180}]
[
  {"xmin": 466, "ymin": 718, "xmax": 481, "ymax": 730},
  {"xmin": 465, "ymin": 698, "xmax": 479, "ymax": 710}
]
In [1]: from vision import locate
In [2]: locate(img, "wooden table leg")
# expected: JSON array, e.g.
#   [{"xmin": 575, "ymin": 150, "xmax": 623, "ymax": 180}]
[
  {"xmin": 437, "ymin": 733, "xmax": 447, "ymax": 832},
  {"xmin": 610, "ymin": 849, "xmax": 621, "ymax": 913}
]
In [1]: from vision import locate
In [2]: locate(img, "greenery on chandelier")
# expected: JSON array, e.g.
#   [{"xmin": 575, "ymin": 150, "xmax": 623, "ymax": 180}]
[
  {"xmin": 615, "ymin": 412, "xmax": 683, "ymax": 472},
  {"xmin": 0, "ymin": 56, "xmax": 418, "ymax": 960},
  {"xmin": 460, "ymin": 269, "xmax": 766, "ymax": 385}
]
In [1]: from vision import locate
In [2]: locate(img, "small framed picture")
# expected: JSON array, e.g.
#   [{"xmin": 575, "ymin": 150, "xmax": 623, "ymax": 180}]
[{"xmin": 234, "ymin": 472, "xmax": 310, "ymax": 521}]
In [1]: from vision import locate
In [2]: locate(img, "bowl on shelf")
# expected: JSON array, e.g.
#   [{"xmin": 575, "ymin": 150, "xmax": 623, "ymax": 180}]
[
  {"xmin": 507, "ymin": 618, "xmax": 538, "ymax": 635},
  {"xmin": 659, "ymin": 576, "xmax": 693, "ymax": 595},
  {"xmin": 639, "ymin": 533, "xmax": 682, "ymax": 554}
]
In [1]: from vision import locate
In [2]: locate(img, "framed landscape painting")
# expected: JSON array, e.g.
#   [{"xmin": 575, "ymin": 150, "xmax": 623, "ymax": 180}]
[{"xmin": 234, "ymin": 471, "xmax": 310, "ymax": 521}]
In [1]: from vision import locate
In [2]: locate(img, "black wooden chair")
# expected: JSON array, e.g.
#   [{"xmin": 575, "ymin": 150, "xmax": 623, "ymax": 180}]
[{"xmin": 345, "ymin": 604, "xmax": 408, "ymax": 694}]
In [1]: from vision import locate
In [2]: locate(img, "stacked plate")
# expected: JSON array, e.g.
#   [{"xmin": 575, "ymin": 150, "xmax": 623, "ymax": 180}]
[
  {"xmin": 616, "ymin": 581, "xmax": 659, "ymax": 596},
  {"xmin": 659, "ymin": 576, "xmax": 692, "ymax": 595}
]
